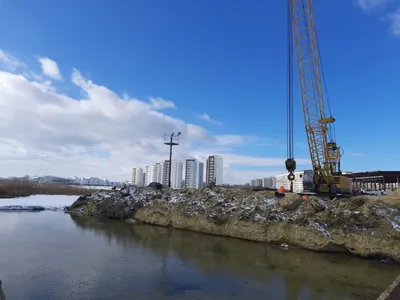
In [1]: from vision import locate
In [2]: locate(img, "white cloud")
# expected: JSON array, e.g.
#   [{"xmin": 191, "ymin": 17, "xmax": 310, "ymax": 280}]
[
  {"xmin": 0, "ymin": 50, "xmax": 25, "ymax": 71},
  {"xmin": 220, "ymin": 154, "xmax": 310, "ymax": 167},
  {"xmin": 0, "ymin": 50, "xmax": 311, "ymax": 184},
  {"xmin": 357, "ymin": 0, "xmax": 392, "ymax": 12},
  {"xmin": 387, "ymin": 7, "xmax": 400, "ymax": 35},
  {"xmin": 351, "ymin": 152, "xmax": 365, "ymax": 157},
  {"xmin": 38, "ymin": 57, "xmax": 62, "ymax": 80},
  {"xmin": 197, "ymin": 113, "xmax": 222, "ymax": 125},
  {"xmin": 149, "ymin": 97, "xmax": 176, "ymax": 110},
  {"xmin": 357, "ymin": 1, "xmax": 400, "ymax": 37}
]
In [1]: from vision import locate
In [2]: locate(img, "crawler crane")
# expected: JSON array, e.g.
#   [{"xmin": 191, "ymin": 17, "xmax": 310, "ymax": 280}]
[{"xmin": 285, "ymin": 0, "xmax": 352, "ymax": 196}]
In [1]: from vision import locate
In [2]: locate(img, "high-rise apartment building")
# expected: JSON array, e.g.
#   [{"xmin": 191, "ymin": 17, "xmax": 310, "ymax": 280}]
[
  {"xmin": 154, "ymin": 162, "xmax": 164, "ymax": 184},
  {"xmin": 132, "ymin": 167, "xmax": 144, "ymax": 187},
  {"xmin": 162, "ymin": 160, "xmax": 183, "ymax": 189},
  {"xmin": 205, "ymin": 155, "xmax": 223, "ymax": 186},
  {"xmin": 263, "ymin": 177, "xmax": 276, "ymax": 188},
  {"xmin": 144, "ymin": 165, "xmax": 156, "ymax": 186},
  {"xmin": 184, "ymin": 159, "xmax": 204, "ymax": 189}
]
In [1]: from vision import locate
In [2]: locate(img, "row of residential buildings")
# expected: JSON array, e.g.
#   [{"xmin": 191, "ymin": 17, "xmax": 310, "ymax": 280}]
[
  {"xmin": 249, "ymin": 177, "xmax": 277, "ymax": 189},
  {"xmin": 3, "ymin": 175, "xmax": 122, "ymax": 187},
  {"xmin": 250, "ymin": 172, "xmax": 305, "ymax": 191},
  {"xmin": 132, "ymin": 155, "xmax": 223, "ymax": 189}
]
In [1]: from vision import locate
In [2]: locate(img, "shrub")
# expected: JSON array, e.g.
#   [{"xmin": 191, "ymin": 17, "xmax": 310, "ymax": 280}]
[{"xmin": 0, "ymin": 181, "xmax": 96, "ymax": 198}]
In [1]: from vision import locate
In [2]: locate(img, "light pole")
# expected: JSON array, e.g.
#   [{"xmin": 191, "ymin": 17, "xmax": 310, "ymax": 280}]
[{"xmin": 164, "ymin": 132, "xmax": 181, "ymax": 188}]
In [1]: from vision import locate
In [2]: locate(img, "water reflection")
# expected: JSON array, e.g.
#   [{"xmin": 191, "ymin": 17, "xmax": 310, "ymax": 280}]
[
  {"xmin": 70, "ymin": 215, "xmax": 398, "ymax": 300},
  {"xmin": 0, "ymin": 285, "xmax": 5, "ymax": 300}
]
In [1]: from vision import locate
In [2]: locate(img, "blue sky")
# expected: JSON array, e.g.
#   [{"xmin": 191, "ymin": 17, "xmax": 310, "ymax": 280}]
[{"xmin": 0, "ymin": 0, "xmax": 399, "ymax": 181}]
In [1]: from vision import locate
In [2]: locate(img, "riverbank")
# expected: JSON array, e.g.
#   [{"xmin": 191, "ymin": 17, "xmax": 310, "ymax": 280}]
[
  {"xmin": 378, "ymin": 275, "xmax": 400, "ymax": 300},
  {"xmin": 0, "ymin": 181, "xmax": 95, "ymax": 198},
  {"xmin": 67, "ymin": 185, "xmax": 400, "ymax": 263}
]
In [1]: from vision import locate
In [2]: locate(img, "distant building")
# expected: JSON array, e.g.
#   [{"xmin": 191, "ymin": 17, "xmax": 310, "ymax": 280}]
[
  {"xmin": 163, "ymin": 160, "xmax": 183, "ymax": 189},
  {"xmin": 184, "ymin": 159, "xmax": 204, "ymax": 189},
  {"xmin": 255, "ymin": 179, "xmax": 263, "ymax": 187},
  {"xmin": 275, "ymin": 171, "xmax": 304, "ymax": 193},
  {"xmin": 79, "ymin": 176, "xmax": 109, "ymax": 186},
  {"xmin": 250, "ymin": 179, "xmax": 256, "ymax": 187},
  {"xmin": 206, "ymin": 155, "xmax": 223, "ymax": 186},
  {"xmin": 263, "ymin": 177, "xmax": 276, "ymax": 188},
  {"xmin": 132, "ymin": 167, "xmax": 144, "ymax": 187},
  {"xmin": 145, "ymin": 165, "xmax": 156, "ymax": 186},
  {"xmin": 154, "ymin": 162, "xmax": 164, "ymax": 184},
  {"xmin": 32, "ymin": 175, "xmax": 77, "ymax": 185}
]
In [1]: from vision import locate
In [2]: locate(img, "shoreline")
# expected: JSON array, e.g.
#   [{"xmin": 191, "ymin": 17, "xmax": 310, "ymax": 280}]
[
  {"xmin": 67, "ymin": 186, "xmax": 400, "ymax": 264},
  {"xmin": 66, "ymin": 208, "xmax": 400, "ymax": 265}
]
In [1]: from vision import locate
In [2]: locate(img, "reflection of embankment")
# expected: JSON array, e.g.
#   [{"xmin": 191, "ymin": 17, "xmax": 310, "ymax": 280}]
[
  {"xmin": 0, "ymin": 285, "xmax": 5, "ymax": 300},
  {"xmin": 70, "ymin": 215, "xmax": 399, "ymax": 300}
]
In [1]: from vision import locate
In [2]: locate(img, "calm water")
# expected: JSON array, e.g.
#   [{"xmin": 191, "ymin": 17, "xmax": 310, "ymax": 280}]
[{"xmin": 0, "ymin": 211, "xmax": 398, "ymax": 300}]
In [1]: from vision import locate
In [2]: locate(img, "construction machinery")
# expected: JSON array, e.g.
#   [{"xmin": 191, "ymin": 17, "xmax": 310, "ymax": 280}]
[{"xmin": 285, "ymin": 0, "xmax": 352, "ymax": 196}]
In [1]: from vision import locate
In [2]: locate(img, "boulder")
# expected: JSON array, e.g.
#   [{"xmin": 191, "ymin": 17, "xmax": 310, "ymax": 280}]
[
  {"xmin": 279, "ymin": 193, "xmax": 303, "ymax": 210},
  {"xmin": 310, "ymin": 197, "xmax": 327, "ymax": 212},
  {"xmin": 147, "ymin": 182, "xmax": 163, "ymax": 190}
]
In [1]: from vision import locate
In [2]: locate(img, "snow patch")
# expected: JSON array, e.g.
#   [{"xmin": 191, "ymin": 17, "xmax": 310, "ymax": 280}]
[
  {"xmin": 254, "ymin": 213, "xmax": 266, "ymax": 222},
  {"xmin": 317, "ymin": 199, "xmax": 328, "ymax": 210},
  {"xmin": 308, "ymin": 220, "xmax": 333, "ymax": 241},
  {"xmin": 370, "ymin": 204, "xmax": 400, "ymax": 232},
  {"xmin": 391, "ymin": 216, "xmax": 400, "ymax": 231},
  {"xmin": 0, "ymin": 195, "xmax": 78, "ymax": 208}
]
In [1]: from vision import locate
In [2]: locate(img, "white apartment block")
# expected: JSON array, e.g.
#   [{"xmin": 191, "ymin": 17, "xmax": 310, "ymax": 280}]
[
  {"xmin": 250, "ymin": 179, "xmax": 263, "ymax": 187},
  {"xmin": 145, "ymin": 165, "xmax": 156, "ymax": 186},
  {"xmin": 154, "ymin": 162, "xmax": 164, "ymax": 184},
  {"xmin": 132, "ymin": 167, "xmax": 145, "ymax": 187},
  {"xmin": 206, "ymin": 155, "xmax": 223, "ymax": 186},
  {"xmin": 80, "ymin": 177, "xmax": 108, "ymax": 186},
  {"xmin": 263, "ymin": 177, "xmax": 276, "ymax": 188},
  {"xmin": 185, "ymin": 159, "xmax": 204, "ymax": 189},
  {"xmin": 275, "ymin": 171, "xmax": 304, "ymax": 193},
  {"xmin": 163, "ymin": 160, "xmax": 184, "ymax": 189}
]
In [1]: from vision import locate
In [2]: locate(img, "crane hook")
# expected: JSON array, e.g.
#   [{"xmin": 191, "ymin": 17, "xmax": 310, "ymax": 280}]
[{"xmin": 285, "ymin": 158, "xmax": 296, "ymax": 192}]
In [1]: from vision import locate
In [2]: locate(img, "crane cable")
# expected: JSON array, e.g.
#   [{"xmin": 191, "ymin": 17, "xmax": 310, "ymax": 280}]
[
  {"xmin": 287, "ymin": 0, "xmax": 294, "ymax": 161},
  {"xmin": 286, "ymin": 0, "xmax": 296, "ymax": 192},
  {"xmin": 314, "ymin": 20, "xmax": 336, "ymax": 143}
]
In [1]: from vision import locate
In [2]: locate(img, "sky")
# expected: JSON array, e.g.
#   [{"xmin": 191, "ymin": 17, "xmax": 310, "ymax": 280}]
[{"xmin": 0, "ymin": 0, "xmax": 399, "ymax": 184}]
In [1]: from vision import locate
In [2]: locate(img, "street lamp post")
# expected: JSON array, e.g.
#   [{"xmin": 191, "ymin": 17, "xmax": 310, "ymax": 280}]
[{"xmin": 164, "ymin": 132, "xmax": 181, "ymax": 188}]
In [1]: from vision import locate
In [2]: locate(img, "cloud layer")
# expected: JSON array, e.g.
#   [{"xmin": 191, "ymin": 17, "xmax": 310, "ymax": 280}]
[{"xmin": 0, "ymin": 49, "xmax": 310, "ymax": 184}]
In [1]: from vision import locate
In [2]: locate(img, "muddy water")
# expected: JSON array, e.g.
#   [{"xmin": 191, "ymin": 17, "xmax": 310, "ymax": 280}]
[{"xmin": 0, "ymin": 211, "xmax": 398, "ymax": 300}]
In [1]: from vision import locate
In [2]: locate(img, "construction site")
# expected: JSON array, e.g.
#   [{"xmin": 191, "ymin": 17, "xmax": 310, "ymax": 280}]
[
  {"xmin": 0, "ymin": 0, "xmax": 398, "ymax": 299},
  {"xmin": 275, "ymin": 170, "xmax": 400, "ymax": 195},
  {"xmin": 272, "ymin": 0, "xmax": 399, "ymax": 203},
  {"xmin": 281, "ymin": 0, "xmax": 400, "ymax": 297}
]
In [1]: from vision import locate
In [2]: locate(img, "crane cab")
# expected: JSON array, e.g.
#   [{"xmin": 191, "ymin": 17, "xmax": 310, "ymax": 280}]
[{"xmin": 302, "ymin": 170, "xmax": 352, "ymax": 196}]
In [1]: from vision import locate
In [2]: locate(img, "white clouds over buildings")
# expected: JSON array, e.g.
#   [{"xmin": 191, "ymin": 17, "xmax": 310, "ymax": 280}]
[{"xmin": 0, "ymin": 49, "xmax": 310, "ymax": 184}]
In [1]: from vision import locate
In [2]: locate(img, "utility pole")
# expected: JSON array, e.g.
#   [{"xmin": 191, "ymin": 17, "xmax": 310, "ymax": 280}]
[{"xmin": 164, "ymin": 132, "xmax": 181, "ymax": 188}]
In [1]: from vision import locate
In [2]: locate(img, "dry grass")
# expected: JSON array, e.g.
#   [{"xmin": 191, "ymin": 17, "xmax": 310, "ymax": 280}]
[{"xmin": 0, "ymin": 181, "xmax": 96, "ymax": 198}]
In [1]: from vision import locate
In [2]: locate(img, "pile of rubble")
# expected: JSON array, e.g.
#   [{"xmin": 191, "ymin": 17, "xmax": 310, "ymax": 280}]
[{"xmin": 68, "ymin": 185, "xmax": 400, "ymax": 263}]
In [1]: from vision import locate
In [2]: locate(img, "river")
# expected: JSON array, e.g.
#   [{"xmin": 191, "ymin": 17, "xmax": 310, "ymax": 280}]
[{"xmin": 0, "ymin": 209, "xmax": 398, "ymax": 299}]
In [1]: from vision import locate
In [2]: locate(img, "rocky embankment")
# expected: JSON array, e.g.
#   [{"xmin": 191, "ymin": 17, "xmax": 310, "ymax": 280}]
[{"xmin": 67, "ymin": 185, "xmax": 400, "ymax": 263}]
